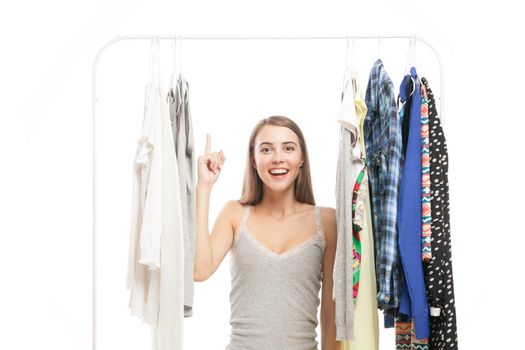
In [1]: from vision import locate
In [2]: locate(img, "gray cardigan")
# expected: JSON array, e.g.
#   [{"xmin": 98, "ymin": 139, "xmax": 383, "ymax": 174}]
[
  {"xmin": 334, "ymin": 79, "xmax": 362, "ymax": 340},
  {"xmin": 168, "ymin": 76, "xmax": 196, "ymax": 317}
]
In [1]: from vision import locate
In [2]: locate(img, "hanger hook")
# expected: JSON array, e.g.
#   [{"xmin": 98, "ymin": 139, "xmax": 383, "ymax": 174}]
[
  {"xmin": 405, "ymin": 38, "xmax": 411, "ymax": 71},
  {"xmin": 411, "ymin": 34, "xmax": 417, "ymax": 68},
  {"xmin": 170, "ymin": 36, "xmax": 178, "ymax": 88},
  {"xmin": 377, "ymin": 34, "xmax": 381, "ymax": 59},
  {"xmin": 345, "ymin": 35, "xmax": 350, "ymax": 73},
  {"xmin": 152, "ymin": 35, "xmax": 160, "ymax": 82},
  {"xmin": 178, "ymin": 34, "xmax": 182, "ymax": 77},
  {"xmin": 351, "ymin": 38, "xmax": 357, "ymax": 76}
]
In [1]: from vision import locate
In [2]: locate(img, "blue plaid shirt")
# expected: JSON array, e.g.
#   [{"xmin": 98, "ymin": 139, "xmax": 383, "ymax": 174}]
[{"xmin": 363, "ymin": 59, "xmax": 403, "ymax": 310}]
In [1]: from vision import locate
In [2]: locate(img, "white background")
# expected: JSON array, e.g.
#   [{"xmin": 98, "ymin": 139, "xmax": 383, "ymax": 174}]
[{"xmin": 1, "ymin": 1, "xmax": 523, "ymax": 349}]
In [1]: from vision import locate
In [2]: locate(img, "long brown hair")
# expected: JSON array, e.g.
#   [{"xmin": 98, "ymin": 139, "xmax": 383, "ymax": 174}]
[{"xmin": 239, "ymin": 116, "xmax": 315, "ymax": 206}]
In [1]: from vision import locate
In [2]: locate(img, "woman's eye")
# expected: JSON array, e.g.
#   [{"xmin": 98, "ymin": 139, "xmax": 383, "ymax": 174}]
[
  {"xmin": 285, "ymin": 146, "xmax": 295, "ymax": 151},
  {"xmin": 261, "ymin": 147, "xmax": 271, "ymax": 153}
]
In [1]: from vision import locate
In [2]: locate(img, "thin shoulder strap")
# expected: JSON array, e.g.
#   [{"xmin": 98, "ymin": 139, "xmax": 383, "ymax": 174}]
[
  {"xmin": 240, "ymin": 205, "xmax": 251, "ymax": 228},
  {"xmin": 315, "ymin": 206, "xmax": 323, "ymax": 236}
]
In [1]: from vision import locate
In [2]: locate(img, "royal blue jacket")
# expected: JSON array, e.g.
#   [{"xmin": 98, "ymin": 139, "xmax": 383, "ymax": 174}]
[{"xmin": 396, "ymin": 67, "xmax": 430, "ymax": 339}]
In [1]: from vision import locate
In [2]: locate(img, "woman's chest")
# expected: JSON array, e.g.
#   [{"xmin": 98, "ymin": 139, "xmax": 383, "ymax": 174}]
[{"xmin": 234, "ymin": 212, "xmax": 319, "ymax": 256}]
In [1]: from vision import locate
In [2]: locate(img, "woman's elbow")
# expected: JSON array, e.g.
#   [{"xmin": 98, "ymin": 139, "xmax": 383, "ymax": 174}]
[
  {"xmin": 193, "ymin": 269, "xmax": 210, "ymax": 282},
  {"xmin": 194, "ymin": 262, "xmax": 215, "ymax": 281},
  {"xmin": 193, "ymin": 272, "xmax": 207, "ymax": 282}
]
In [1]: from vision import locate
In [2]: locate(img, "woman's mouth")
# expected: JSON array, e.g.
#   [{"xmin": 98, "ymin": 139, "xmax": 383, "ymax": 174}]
[{"xmin": 268, "ymin": 168, "xmax": 289, "ymax": 179}]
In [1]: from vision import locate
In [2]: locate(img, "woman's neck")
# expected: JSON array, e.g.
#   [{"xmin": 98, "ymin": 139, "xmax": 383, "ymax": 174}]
[{"xmin": 257, "ymin": 186, "xmax": 303, "ymax": 220}]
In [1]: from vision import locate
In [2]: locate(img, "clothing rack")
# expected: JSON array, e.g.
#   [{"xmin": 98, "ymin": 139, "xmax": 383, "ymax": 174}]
[{"xmin": 91, "ymin": 34, "xmax": 444, "ymax": 350}]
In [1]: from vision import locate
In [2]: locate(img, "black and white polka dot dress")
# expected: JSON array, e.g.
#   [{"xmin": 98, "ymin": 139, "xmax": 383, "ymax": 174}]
[{"xmin": 421, "ymin": 77, "xmax": 458, "ymax": 349}]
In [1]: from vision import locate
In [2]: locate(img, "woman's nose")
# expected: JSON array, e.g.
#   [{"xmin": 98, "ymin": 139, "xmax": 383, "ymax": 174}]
[{"xmin": 271, "ymin": 150, "xmax": 284, "ymax": 163}]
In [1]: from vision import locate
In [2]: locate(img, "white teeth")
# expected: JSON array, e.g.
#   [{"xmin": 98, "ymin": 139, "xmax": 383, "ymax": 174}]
[{"xmin": 270, "ymin": 169, "xmax": 288, "ymax": 175}]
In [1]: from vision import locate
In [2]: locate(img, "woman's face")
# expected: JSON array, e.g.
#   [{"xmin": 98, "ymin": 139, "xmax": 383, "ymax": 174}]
[{"xmin": 253, "ymin": 125, "xmax": 304, "ymax": 192}]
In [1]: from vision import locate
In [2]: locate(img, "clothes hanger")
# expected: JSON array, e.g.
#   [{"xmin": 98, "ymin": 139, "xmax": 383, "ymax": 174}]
[
  {"xmin": 178, "ymin": 34, "xmax": 182, "ymax": 80},
  {"xmin": 338, "ymin": 36, "xmax": 351, "ymax": 143},
  {"xmin": 155, "ymin": 36, "xmax": 162, "ymax": 84},
  {"xmin": 147, "ymin": 37, "xmax": 155, "ymax": 85},
  {"xmin": 338, "ymin": 35, "xmax": 360, "ymax": 150},
  {"xmin": 170, "ymin": 35, "xmax": 180, "ymax": 90},
  {"xmin": 149, "ymin": 36, "xmax": 160, "ymax": 86},
  {"xmin": 342, "ymin": 35, "xmax": 352, "ymax": 98},
  {"xmin": 350, "ymin": 38, "xmax": 358, "ymax": 93},
  {"xmin": 377, "ymin": 34, "xmax": 381, "ymax": 60},
  {"xmin": 342, "ymin": 36, "xmax": 359, "ymax": 97},
  {"xmin": 404, "ymin": 35, "xmax": 417, "ymax": 72},
  {"xmin": 403, "ymin": 35, "xmax": 417, "ymax": 96}
]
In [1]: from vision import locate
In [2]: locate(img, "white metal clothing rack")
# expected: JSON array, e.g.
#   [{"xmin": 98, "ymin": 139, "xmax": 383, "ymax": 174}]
[{"xmin": 91, "ymin": 34, "xmax": 444, "ymax": 350}]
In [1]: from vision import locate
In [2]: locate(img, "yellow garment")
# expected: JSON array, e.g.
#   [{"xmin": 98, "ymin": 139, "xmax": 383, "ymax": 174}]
[{"xmin": 341, "ymin": 78, "xmax": 379, "ymax": 350}]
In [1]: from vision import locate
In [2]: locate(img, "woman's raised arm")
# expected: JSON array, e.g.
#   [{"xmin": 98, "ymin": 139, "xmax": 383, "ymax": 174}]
[{"xmin": 193, "ymin": 134, "xmax": 233, "ymax": 281}]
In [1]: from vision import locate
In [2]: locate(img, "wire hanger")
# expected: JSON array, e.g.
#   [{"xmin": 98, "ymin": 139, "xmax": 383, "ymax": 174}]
[
  {"xmin": 351, "ymin": 38, "xmax": 357, "ymax": 77},
  {"xmin": 170, "ymin": 35, "xmax": 181, "ymax": 89}
]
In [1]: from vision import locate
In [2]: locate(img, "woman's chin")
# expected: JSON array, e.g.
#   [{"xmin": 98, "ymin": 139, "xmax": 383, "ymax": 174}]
[{"xmin": 264, "ymin": 181, "xmax": 292, "ymax": 192}]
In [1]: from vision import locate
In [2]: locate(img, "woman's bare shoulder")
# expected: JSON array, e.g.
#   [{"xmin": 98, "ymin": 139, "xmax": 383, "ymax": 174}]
[
  {"xmin": 318, "ymin": 206, "xmax": 336, "ymax": 242},
  {"xmin": 223, "ymin": 199, "xmax": 244, "ymax": 210},
  {"xmin": 221, "ymin": 199, "xmax": 245, "ymax": 231}
]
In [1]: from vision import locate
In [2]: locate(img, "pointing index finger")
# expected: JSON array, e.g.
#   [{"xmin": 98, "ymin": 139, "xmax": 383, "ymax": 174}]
[{"xmin": 205, "ymin": 134, "xmax": 211, "ymax": 154}]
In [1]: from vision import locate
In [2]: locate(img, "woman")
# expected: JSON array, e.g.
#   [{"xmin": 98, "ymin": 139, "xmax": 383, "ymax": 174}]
[{"xmin": 193, "ymin": 115, "xmax": 340, "ymax": 350}]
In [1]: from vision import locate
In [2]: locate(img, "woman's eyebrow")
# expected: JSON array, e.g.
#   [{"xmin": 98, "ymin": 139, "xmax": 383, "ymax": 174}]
[{"xmin": 258, "ymin": 141, "xmax": 298, "ymax": 146}]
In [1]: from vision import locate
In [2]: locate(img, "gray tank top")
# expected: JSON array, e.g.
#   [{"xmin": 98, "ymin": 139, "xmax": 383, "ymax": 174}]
[{"xmin": 226, "ymin": 205, "xmax": 326, "ymax": 350}]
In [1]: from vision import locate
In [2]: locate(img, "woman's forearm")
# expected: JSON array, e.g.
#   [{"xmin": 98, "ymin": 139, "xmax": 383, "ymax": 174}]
[
  {"xmin": 321, "ymin": 302, "xmax": 341, "ymax": 350},
  {"xmin": 321, "ymin": 321, "xmax": 341, "ymax": 350},
  {"xmin": 193, "ymin": 182, "xmax": 214, "ymax": 281}
]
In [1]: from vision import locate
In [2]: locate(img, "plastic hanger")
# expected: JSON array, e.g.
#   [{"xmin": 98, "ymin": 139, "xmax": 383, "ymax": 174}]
[
  {"xmin": 342, "ymin": 36, "xmax": 359, "ymax": 97},
  {"xmin": 178, "ymin": 34, "xmax": 182, "ymax": 80},
  {"xmin": 147, "ymin": 37, "xmax": 155, "ymax": 85},
  {"xmin": 149, "ymin": 35, "xmax": 160, "ymax": 85},
  {"xmin": 404, "ymin": 35, "xmax": 417, "ymax": 73},
  {"xmin": 403, "ymin": 35, "xmax": 417, "ymax": 96},
  {"xmin": 342, "ymin": 35, "xmax": 351, "ymax": 97},
  {"xmin": 350, "ymin": 38, "xmax": 358, "ymax": 93},
  {"xmin": 155, "ymin": 36, "xmax": 161, "ymax": 83},
  {"xmin": 339, "ymin": 36, "xmax": 359, "ymax": 149}
]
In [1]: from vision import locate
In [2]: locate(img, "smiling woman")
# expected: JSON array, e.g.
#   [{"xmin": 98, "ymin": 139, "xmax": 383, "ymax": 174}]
[
  {"xmin": 193, "ymin": 115, "xmax": 340, "ymax": 350},
  {"xmin": 240, "ymin": 116, "xmax": 314, "ymax": 206}
]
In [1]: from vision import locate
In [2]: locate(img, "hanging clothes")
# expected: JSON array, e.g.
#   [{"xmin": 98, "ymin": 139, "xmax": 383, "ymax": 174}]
[
  {"xmin": 153, "ymin": 75, "xmax": 185, "ymax": 350},
  {"xmin": 363, "ymin": 59, "xmax": 403, "ymax": 310},
  {"xmin": 384, "ymin": 73, "xmax": 413, "ymax": 331},
  {"xmin": 395, "ymin": 67, "xmax": 430, "ymax": 340},
  {"xmin": 341, "ymin": 78, "xmax": 380, "ymax": 350},
  {"xmin": 394, "ymin": 317, "xmax": 429, "ymax": 350},
  {"xmin": 167, "ymin": 75, "xmax": 196, "ymax": 317},
  {"xmin": 421, "ymin": 86, "xmax": 432, "ymax": 262},
  {"xmin": 351, "ymin": 163, "xmax": 365, "ymax": 300},
  {"xmin": 334, "ymin": 77, "xmax": 359, "ymax": 341},
  {"xmin": 127, "ymin": 38, "xmax": 185, "ymax": 350},
  {"xmin": 127, "ymin": 39, "xmax": 165, "ymax": 325},
  {"xmin": 421, "ymin": 77, "xmax": 458, "ymax": 350}
]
